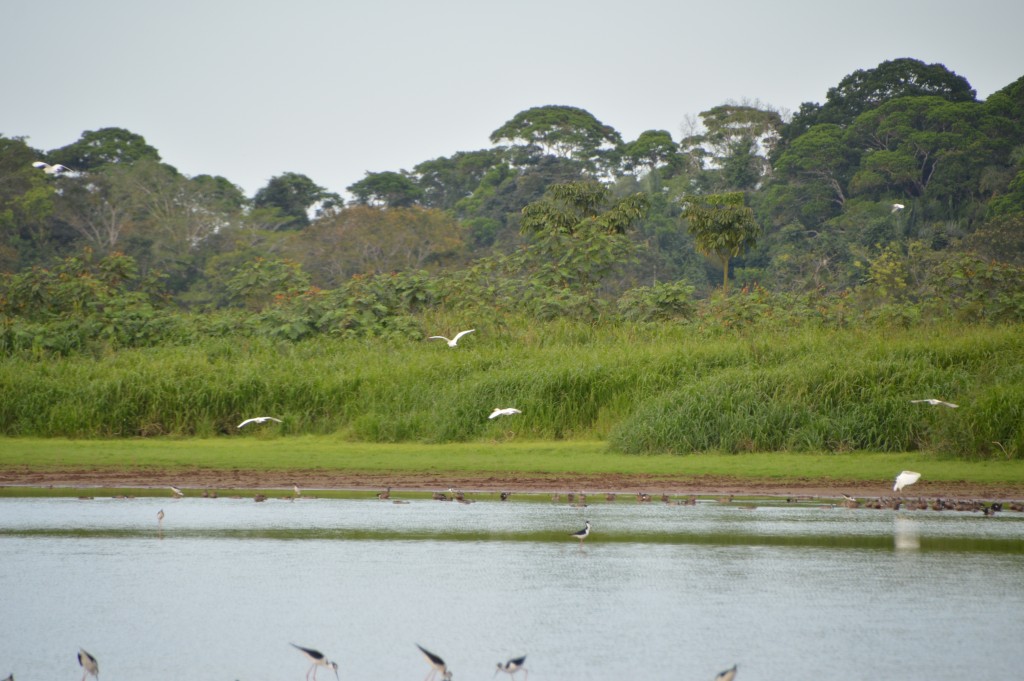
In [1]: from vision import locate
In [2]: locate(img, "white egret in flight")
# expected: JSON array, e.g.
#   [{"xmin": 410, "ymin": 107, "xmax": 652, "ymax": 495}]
[
  {"xmin": 911, "ymin": 399, "xmax": 958, "ymax": 408},
  {"xmin": 893, "ymin": 470, "xmax": 921, "ymax": 492},
  {"xmin": 489, "ymin": 407, "xmax": 522, "ymax": 419},
  {"xmin": 428, "ymin": 329, "xmax": 475, "ymax": 347},
  {"xmin": 237, "ymin": 416, "xmax": 283, "ymax": 428},
  {"xmin": 32, "ymin": 161, "xmax": 72, "ymax": 174}
]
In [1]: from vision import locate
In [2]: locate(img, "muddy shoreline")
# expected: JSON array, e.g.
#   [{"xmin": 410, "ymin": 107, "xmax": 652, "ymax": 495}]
[{"xmin": 3, "ymin": 466, "xmax": 1023, "ymax": 501}]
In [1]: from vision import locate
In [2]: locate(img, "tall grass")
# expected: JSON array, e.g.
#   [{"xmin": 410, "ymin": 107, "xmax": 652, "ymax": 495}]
[{"xmin": 0, "ymin": 322, "xmax": 1021, "ymax": 458}]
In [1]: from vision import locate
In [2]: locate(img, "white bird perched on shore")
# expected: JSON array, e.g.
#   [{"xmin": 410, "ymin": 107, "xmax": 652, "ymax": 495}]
[
  {"xmin": 891, "ymin": 203, "xmax": 905, "ymax": 213},
  {"xmin": 428, "ymin": 329, "xmax": 475, "ymax": 347},
  {"xmin": 489, "ymin": 407, "xmax": 521, "ymax": 419},
  {"xmin": 893, "ymin": 470, "xmax": 921, "ymax": 492},
  {"xmin": 77, "ymin": 649, "xmax": 98, "ymax": 681},
  {"xmin": 32, "ymin": 161, "xmax": 72, "ymax": 174},
  {"xmin": 169, "ymin": 485, "xmax": 184, "ymax": 498},
  {"xmin": 911, "ymin": 398, "xmax": 958, "ymax": 408},
  {"xmin": 237, "ymin": 416, "xmax": 283, "ymax": 428}
]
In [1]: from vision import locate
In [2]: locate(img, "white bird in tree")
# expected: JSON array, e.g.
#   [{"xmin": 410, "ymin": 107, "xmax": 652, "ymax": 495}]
[
  {"xmin": 489, "ymin": 407, "xmax": 522, "ymax": 419},
  {"xmin": 428, "ymin": 329, "xmax": 475, "ymax": 347},
  {"xmin": 77, "ymin": 649, "xmax": 99, "ymax": 681},
  {"xmin": 237, "ymin": 416, "xmax": 283, "ymax": 428},
  {"xmin": 891, "ymin": 203, "xmax": 905, "ymax": 213},
  {"xmin": 32, "ymin": 161, "xmax": 72, "ymax": 174},
  {"xmin": 893, "ymin": 470, "xmax": 922, "ymax": 492},
  {"xmin": 911, "ymin": 398, "xmax": 958, "ymax": 408}
]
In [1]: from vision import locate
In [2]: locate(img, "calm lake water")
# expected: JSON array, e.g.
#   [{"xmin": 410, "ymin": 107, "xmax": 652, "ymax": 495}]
[{"xmin": 1, "ymin": 495, "xmax": 1023, "ymax": 681}]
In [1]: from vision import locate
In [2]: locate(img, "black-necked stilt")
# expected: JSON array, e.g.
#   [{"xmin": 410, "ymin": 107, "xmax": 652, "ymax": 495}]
[
  {"xmin": 77, "ymin": 648, "xmax": 98, "ymax": 681},
  {"xmin": 715, "ymin": 663, "xmax": 737, "ymax": 681},
  {"xmin": 570, "ymin": 521, "xmax": 591, "ymax": 547},
  {"xmin": 416, "ymin": 644, "xmax": 452, "ymax": 681},
  {"xmin": 170, "ymin": 486, "xmax": 184, "ymax": 498},
  {"xmin": 495, "ymin": 655, "xmax": 527, "ymax": 679},
  {"xmin": 290, "ymin": 643, "xmax": 339, "ymax": 681}
]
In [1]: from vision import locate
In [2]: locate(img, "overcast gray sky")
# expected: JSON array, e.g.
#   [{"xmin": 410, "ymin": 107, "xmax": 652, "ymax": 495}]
[{"xmin": 5, "ymin": 0, "xmax": 1022, "ymax": 199}]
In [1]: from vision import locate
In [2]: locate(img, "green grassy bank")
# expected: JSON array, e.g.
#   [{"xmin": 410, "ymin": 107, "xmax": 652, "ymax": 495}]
[
  {"xmin": 4, "ymin": 437, "xmax": 1024, "ymax": 489},
  {"xmin": 1, "ymin": 322, "xmax": 1022, "ymax": 458}
]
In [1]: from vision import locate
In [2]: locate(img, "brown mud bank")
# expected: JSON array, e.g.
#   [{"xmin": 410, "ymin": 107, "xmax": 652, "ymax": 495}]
[{"xmin": 4, "ymin": 467, "xmax": 1024, "ymax": 501}]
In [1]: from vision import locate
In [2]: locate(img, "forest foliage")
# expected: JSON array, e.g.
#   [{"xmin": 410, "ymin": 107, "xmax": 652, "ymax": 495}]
[{"xmin": 2, "ymin": 58, "xmax": 1023, "ymax": 455}]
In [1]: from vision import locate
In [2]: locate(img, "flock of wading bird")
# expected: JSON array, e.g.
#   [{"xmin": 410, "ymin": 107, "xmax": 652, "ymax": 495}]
[{"xmin": 25, "ymin": 646, "xmax": 738, "ymax": 681}]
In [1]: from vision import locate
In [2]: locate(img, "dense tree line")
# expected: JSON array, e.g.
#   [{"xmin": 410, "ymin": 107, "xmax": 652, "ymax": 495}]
[{"xmin": 2, "ymin": 58, "xmax": 1023, "ymax": 354}]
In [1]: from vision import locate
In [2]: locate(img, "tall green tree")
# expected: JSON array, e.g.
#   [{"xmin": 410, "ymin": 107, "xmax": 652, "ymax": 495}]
[
  {"xmin": 782, "ymin": 58, "xmax": 977, "ymax": 145},
  {"xmin": 347, "ymin": 171, "xmax": 423, "ymax": 208},
  {"xmin": 618, "ymin": 129, "xmax": 680, "ymax": 178},
  {"xmin": 0, "ymin": 135, "xmax": 58, "ymax": 268},
  {"xmin": 518, "ymin": 181, "xmax": 649, "ymax": 291},
  {"xmin": 49, "ymin": 127, "xmax": 162, "ymax": 170},
  {"xmin": 411, "ymin": 149, "xmax": 504, "ymax": 210},
  {"xmin": 683, "ymin": 192, "xmax": 760, "ymax": 290},
  {"xmin": 680, "ymin": 103, "xmax": 783, "ymax": 191},
  {"xmin": 490, "ymin": 105, "xmax": 622, "ymax": 175},
  {"xmin": 253, "ymin": 172, "xmax": 340, "ymax": 229}
]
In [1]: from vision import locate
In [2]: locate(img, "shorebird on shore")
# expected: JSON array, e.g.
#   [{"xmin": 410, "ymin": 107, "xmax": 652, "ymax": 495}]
[
  {"xmin": 77, "ymin": 649, "xmax": 98, "ymax": 681},
  {"xmin": 495, "ymin": 655, "xmax": 528, "ymax": 679},
  {"xmin": 715, "ymin": 664, "xmax": 738, "ymax": 681},
  {"xmin": 416, "ymin": 644, "xmax": 452, "ymax": 681},
  {"xmin": 570, "ymin": 520, "xmax": 591, "ymax": 547},
  {"xmin": 291, "ymin": 643, "xmax": 339, "ymax": 681}
]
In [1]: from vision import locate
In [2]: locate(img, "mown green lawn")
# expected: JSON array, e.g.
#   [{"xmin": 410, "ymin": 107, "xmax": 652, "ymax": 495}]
[{"xmin": 3, "ymin": 436, "xmax": 1024, "ymax": 485}]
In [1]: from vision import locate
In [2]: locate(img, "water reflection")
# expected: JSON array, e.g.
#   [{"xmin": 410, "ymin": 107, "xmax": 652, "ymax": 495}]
[
  {"xmin": 1, "ymin": 498, "xmax": 1023, "ymax": 681},
  {"xmin": 894, "ymin": 515, "xmax": 921, "ymax": 550}
]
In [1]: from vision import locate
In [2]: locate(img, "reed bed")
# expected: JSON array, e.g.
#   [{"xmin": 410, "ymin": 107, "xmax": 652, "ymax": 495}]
[{"xmin": 0, "ymin": 322, "xmax": 1021, "ymax": 458}]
